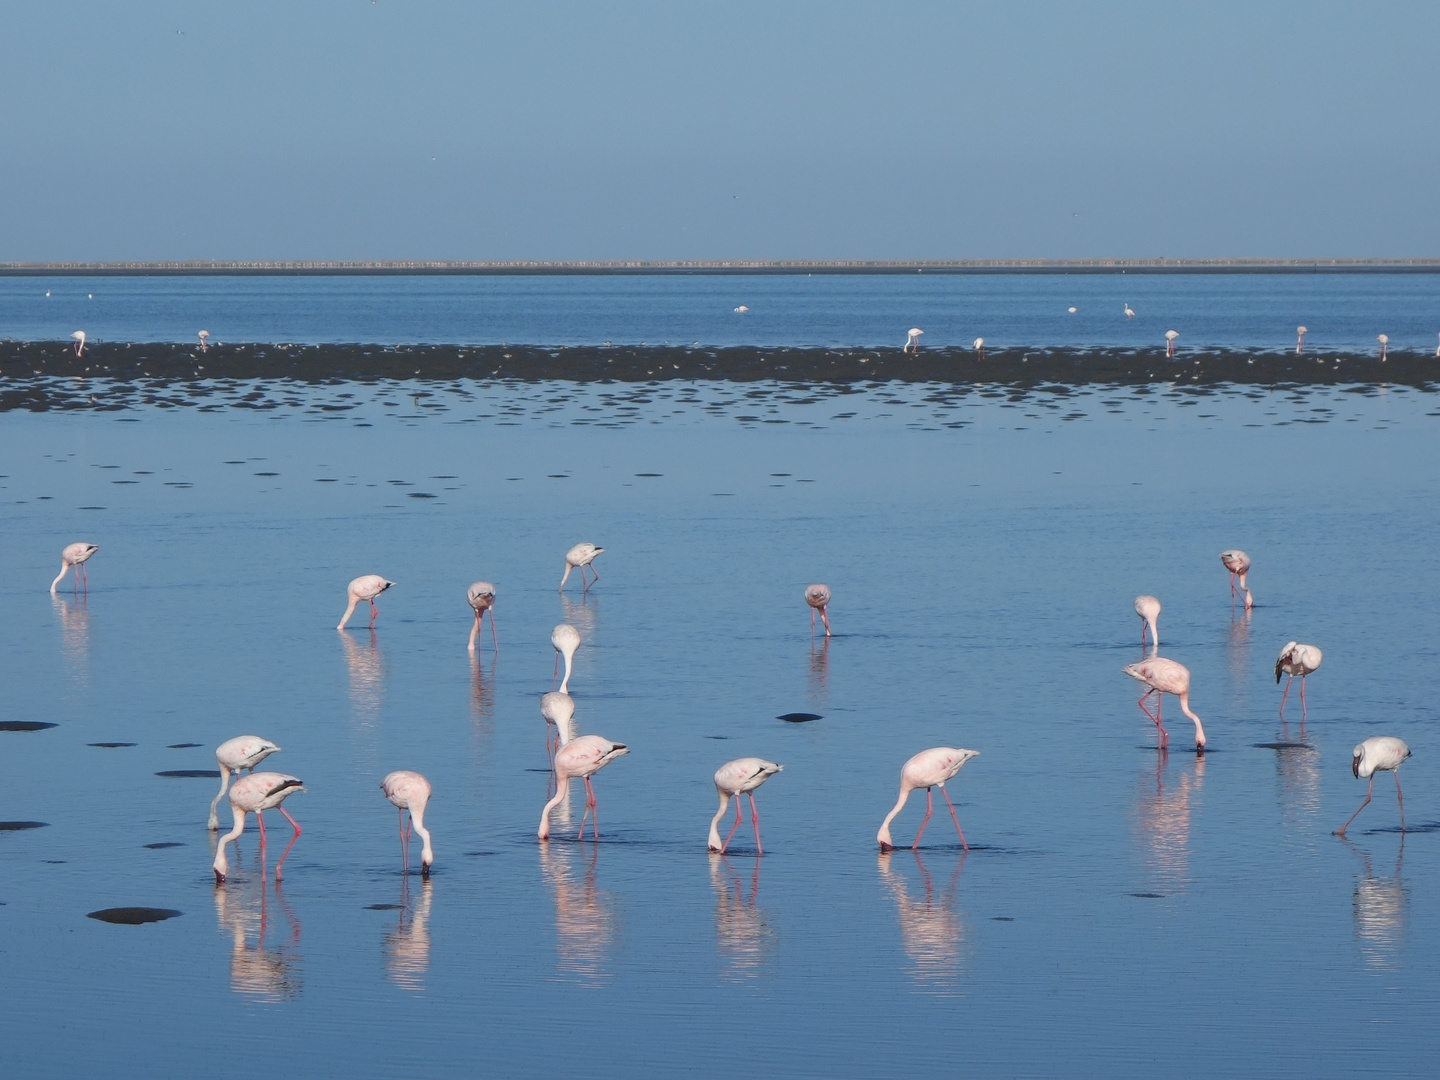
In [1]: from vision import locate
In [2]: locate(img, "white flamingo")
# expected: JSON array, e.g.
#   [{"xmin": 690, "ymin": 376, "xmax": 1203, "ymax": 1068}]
[
  {"xmin": 559, "ymin": 543, "xmax": 604, "ymax": 593},
  {"xmin": 904, "ymin": 328, "xmax": 923, "ymax": 353},
  {"xmin": 1336, "ymin": 737, "xmax": 1411, "ymax": 836},
  {"xmin": 552, "ymin": 623, "xmax": 581, "ymax": 694},
  {"xmin": 708, "ymin": 758, "xmax": 783, "ymax": 854}
]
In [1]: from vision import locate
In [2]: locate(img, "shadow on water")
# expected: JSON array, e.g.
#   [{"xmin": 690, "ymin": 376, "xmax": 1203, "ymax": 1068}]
[
  {"xmin": 1132, "ymin": 749, "xmax": 1204, "ymax": 896},
  {"xmin": 214, "ymin": 864, "xmax": 303, "ymax": 1001},
  {"xmin": 539, "ymin": 841, "xmax": 620, "ymax": 985},
  {"xmin": 1342, "ymin": 838, "xmax": 1407, "ymax": 972},
  {"xmin": 340, "ymin": 629, "xmax": 385, "ymax": 723},
  {"xmin": 708, "ymin": 853, "xmax": 776, "ymax": 981},
  {"xmin": 382, "ymin": 877, "xmax": 434, "ymax": 992},
  {"xmin": 877, "ymin": 849, "xmax": 968, "ymax": 993}
]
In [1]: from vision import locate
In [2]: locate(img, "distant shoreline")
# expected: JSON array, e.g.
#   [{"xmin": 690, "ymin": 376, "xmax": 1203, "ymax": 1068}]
[{"xmin": 3, "ymin": 258, "xmax": 1440, "ymax": 276}]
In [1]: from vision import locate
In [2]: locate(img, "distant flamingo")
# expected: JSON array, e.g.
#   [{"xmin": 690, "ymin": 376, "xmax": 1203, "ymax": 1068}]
[
  {"xmin": 904, "ymin": 328, "xmax": 923, "ymax": 353},
  {"xmin": 552, "ymin": 623, "xmax": 581, "ymax": 693},
  {"xmin": 1122, "ymin": 657, "xmax": 1207, "ymax": 750},
  {"xmin": 1336, "ymin": 737, "xmax": 1411, "ymax": 836},
  {"xmin": 1165, "ymin": 330, "xmax": 1179, "ymax": 357},
  {"xmin": 49, "ymin": 542, "xmax": 99, "ymax": 594},
  {"xmin": 559, "ymin": 543, "xmax": 604, "ymax": 593},
  {"xmin": 1378, "ymin": 334, "xmax": 1389, "ymax": 360},
  {"xmin": 538, "ymin": 736, "xmax": 629, "ymax": 841},
  {"xmin": 877, "ymin": 747, "xmax": 980, "ymax": 851},
  {"xmin": 208, "ymin": 736, "xmax": 281, "ymax": 830},
  {"xmin": 337, "ymin": 575, "xmax": 394, "ymax": 630},
  {"xmin": 1134, "ymin": 594, "xmax": 1161, "ymax": 651},
  {"xmin": 213, "ymin": 772, "xmax": 304, "ymax": 883},
  {"xmin": 973, "ymin": 337, "xmax": 985, "ymax": 358},
  {"xmin": 70, "ymin": 330, "xmax": 86, "ymax": 356},
  {"xmin": 381, "ymin": 770, "xmax": 434, "ymax": 878},
  {"xmin": 198, "ymin": 330, "xmax": 210, "ymax": 352},
  {"xmin": 804, "ymin": 584, "xmax": 832, "ymax": 637},
  {"xmin": 1276, "ymin": 641, "xmax": 1323, "ymax": 721},
  {"xmin": 466, "ymin": 581, "xmax": 497, "ymax": 652},
  {"xmin": 1219, "ymin": 549, "xmax": 1253, "ymax": 610},
  {"xmin": 708, "ymin": 758, "xmax": 783, "ymax": 855},
  {"xmin": 1296, "ymin": 326, "xmax": 1307, "ymax": 354},
  {"xmin": 1124, "ymin": 303, "xmax": 1136, "ymax": 320},
  {"xmin": 734, "ymin": 305, "xmax": 749, "ymax": 313},
  {"xmin": 1435, "ymin": 332, "xmax": 1439, "ymax": 358}
]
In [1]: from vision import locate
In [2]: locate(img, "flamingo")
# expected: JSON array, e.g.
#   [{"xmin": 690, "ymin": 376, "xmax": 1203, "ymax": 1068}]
[
  {"xmin": 1134, "ymin": 594, "xmax": 1161, "ymax": 651},
  {"xmin": 1435, "ymin": 332, "xmax": 1439, "ymax": 358},
  {"xmin": 1296, "ymin": 326, "xmax": 1307, "ymax": 354},
  {"xmin": 708, "ymin": 758, "xmax": 783, "ymax": 855},
  {"xmin": 538, "ymin": 736, "xmax": 629, "ymax": 841},
  {"xmin": 466, "ymin": 581, "xmax": 497, "ymax": 652},
  {"xmin": 904, "ymin": 328, "xmax": 923, "ymax": 353},
  {"xmin": 973, "ymin": 337, "xmax": 985, "ymax": 358},
  {"xmin": 70, "ymin": 330, "xmax": 86, "ymax": 356},
  {"xmin": 1378, "ymin": 334, "xmax": 1389, "ymax": 360},
  {"xmin": 381, "ymin": 770, "xmax": 434, "ymax": 878},
  {"xmin": 541, "ymin": 690, "xmax": 576, "ymax": 753},
  {"xmin": 734, "ymin": 305, "xmax": 749, "ymax": 313},
  {"xmin": 1275, "ymin": 642, "xmax": 1322, "ymax": 721},
  {"xmin": 1165, "ymin": 330, "xmax": 1179, "ymax": 357},
  {"xmin": 804, "ymin": 584, "xmax": 832, "ymax": 637},
  {"xmin": 49, "ymin": 542, "xmax": 99, "ymax": 594},
  {"xmin": 1124, "ymin": 303, "xmax": 1136, "ymax": 320},
  {"xmin": 337, "ymin": 575, "xmax": 394, "ymax": 630},
  {"xmin": 208, "ymin": 736, "xmax": 281, "ymax": 831},
  {"xmin": 213, "ymin": 772, "xmax": 304, "ymax": 883},
  {"xmin": 551, "ymin": 623, "xmax": 581, "ymax": 693},
  {"xmin": 1336, "ymin": 737, "xmax": 1411, "ymax": 836},
  {"xmin": 877, "ymin": 747, "xmax": 980, "ymax": 851},
  {"xmin": 1068, "ymin": 306, "xmax": 1077, "ymax": 313},
  {"xmin": 1219, "ymin": 549, "xmax": 1254, "ymax": 610},
  {"xmin": 559, "ymin": 542, "xmax": 604, "ymax": 593},
  {"xmin": 198, "ymin": 330, "xmax": 210, "ymax": 352},
  {"xmin": 1122, "ymin": 657, "xmax": 1207, "ymax": 750}
]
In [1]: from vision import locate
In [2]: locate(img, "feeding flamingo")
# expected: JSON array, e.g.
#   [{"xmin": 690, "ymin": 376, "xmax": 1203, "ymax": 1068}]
[
  {"xmin": 804, "ymin": 584, "xmax": 832, "ymax": 637},
  {"xmin": 1336, "ymin": 737, "xmax": 1411, "ymax": 836},
  {"xmin": 552, "ymin": 623, "xmax": 581, "ymax": 693},
  {"xmin": 466, "ymin": 581, "xmax": 497, "ymax": 652},
  {"xmin": 877, "ymin": 747, "xmax": 980, "ymax": 851},
  {"xmin": 337, "ymin": 575, "xmax": 394, "ymax": 631},
  {"xmin": 1134, "ymin": 594, "xmax": 1161, "ymax": 651},
  {"xmin": 1378, "ymin": 334, "xmax": 1389, "ymax": 359},
  {"xmin": 734, "ymin": 305, "xmax": 749, "ymax": 313},
  {"xmin": 1165, "ymin": 330, "xmax": 1179, "ymax": 357},
  {"xmin": 213, "ymin": 772, "xmax": 304, "ymax": 883},
  {"xmin": 208, "ymin": 736, "xmax": 281, "ymax": 831},
  {"xmin": 1122, "ymin": 657, "xmax": 1207, "ymax": 750},
  {"xmin": 708, "ymin": 758, "xmax": 783, "ymax": 855},
  {"xmin": 541, "ymin": 690, "xmax": 576, "ymax": 753},
  {"xmin": 1219, "ymin": 549, "xmax": 1253, "ymax": 610},
  {"xmin": 381, "ymin": 770, "xmax": 434, "ymax": 878},
  {"xmin": 49, "ymin": 542, "xmax": 99, "ymax": 594},
  {"xmin": 1275, "ymin": 642, "xmax": 1322, "ymax": 721},
  {"xmin": 973, "ymin": 337, "xmax": 985, "ymax": 358},
  {"xmin": 71, "ymin": 331, "xmax": 86, "ymax": 356},
  {"xmin": 198, "ymin": 330, "xmax": 210, "ymax": 352},
  {"xmin": 538, "ymin": 736, "xmax": 629, "ymax": 841},
  {"xmin": 1296, "ymin": 326, "xmax": 1307, "ymax": 353},
  {"xmin": 904, "ymin": 328, "xmax": 923, "ymax": 353},
  {"xmin": 559, "ymin": 543, "xmax": 604, "ymax": 593}
]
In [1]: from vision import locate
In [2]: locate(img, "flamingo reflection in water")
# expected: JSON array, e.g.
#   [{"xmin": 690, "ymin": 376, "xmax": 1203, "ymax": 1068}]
[
  {"xmin": 51, "ymin": 594, "xmax": 90, "ymax": 681},
  {"xmin": 540, "ymin": 842, "xmax": 619, "ymax": 984},
  {"xmin": 213, "ymin": 857, "xmax": 303, "ymax": 1001},
  {"xmin": 469, "ymin": 652, "xmax": 495, "ymax": 729},
  {"xmin": 808, "ymin": 635, "xmax": 830, "ymax": 703},
  {"xmin": 709, "ymin": 854, "xmax": 776, "ymax": 980},
  {"xmin": 1344, "ymin": 838, "xmax": 1408, "ymax": 971},
  {"xmin": 383, "ymin": 878, "xmax": 434, "ymax": 992},
  {"xmin": 341, "ymin": 629, "xmax": 386, "ymax": 721},
  {"xmin": 1133, "ymin": 750, "xmax": 1205, "ymax": 895},
  {"xmin": 878, "ymin": 849, "xmax": 968, "ymax": 990}
]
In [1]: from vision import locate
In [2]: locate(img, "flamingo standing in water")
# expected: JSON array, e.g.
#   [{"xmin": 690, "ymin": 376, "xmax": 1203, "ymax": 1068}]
[
  {"xmin": 1220, "ymin": 549, "xmax": 1254, "ymax": 610},
  {"xmin": 708, "ymin": 758, "xmax": 784, "ymax": 855},
  {"xmin": 1165, "ymin": 330, "xmax": 1179, "ymax": 357},
  {"xmin": 804, "ymin": 584, "xmax": 832, "ymax": 637},
  {"xmin": 466, "ymin": 581, "xmax": 497, "ymax": 652},
  {"xmin": 540, "ymin": 690, "xmax": 576, "ymax": 753},
  {"xmin": 551, "ymin": 623, "xmax": 581, "ymax": 693},
  {"xmin": 1336, "ymin": 737, "xmax": 1411, "ymax": 836},
  {"xmin": 208, "ymin": 736, "xmax": 281, "ymax": 830},
  {"xmin": 50, "ymin": 542, "xmax": 99, "ymax": 594},
  {"xmin": 1296, "ymin": 326, "xmax": 1307, "ymax": 354},
  {"xmin": 1435, "ymin": 332, "xmax": 1439, "ymax": 358},
  {"xmin": 1134, "ymin": 595, "xmax": 1161, "ymax": 651},
  {"xmin": 213, "ymin": 772, "xmax": 304, "ymax": 883},
  {"xmin": 338, "ymin": 575, "xmax": 394, "ymax": 630},
  {"xmin": 70, "ymin": 331, "xmax": 86, "ymax": 356},
  {"xmin": 1275, "ymin": 641, "xmax": 1322, "ymax": 721},
  {"xmin": 538, "ymin": 736, "xmax": 629, "ymax": 840},
  {"xmin": 877, "ymin": 747, "xmax": 980, "ymax": 851},
  {"xmin": 1124, "ymin": 303, "xmax": 1136, "ymax": 320},
  {"xmin": 559, "ymin": 543, "xmax": 604, "ymax": 593},
  {"xmin": 1378, "ymin": 334, "xmax": 1389, "ymax": 360},
  {"xmin": 734, "ymin": 305, "xmax": 749, "ymax": 313},
  {"xmin": 198, "ymin": 330, "xmax": 210, "ymax": 352},
  {"xmin": 904, "ymin": 328, "xmax": 923, "ymax": 353},
  {"xmin": 973, "ymin": 337, "xmax": 985, "ymax": 359},
  {"xmin": 1122, "ymin": 657, "xmax": 1207, "ymax": 750},
  {"xmin": 381, "ymin": 770, "xmax": 434, "ymax": 878}
]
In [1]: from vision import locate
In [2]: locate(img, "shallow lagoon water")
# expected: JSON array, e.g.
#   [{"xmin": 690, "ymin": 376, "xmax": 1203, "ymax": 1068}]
[{"xmin": 2, "ymin": 377, "xmax": 1440, "ymax": 1078}]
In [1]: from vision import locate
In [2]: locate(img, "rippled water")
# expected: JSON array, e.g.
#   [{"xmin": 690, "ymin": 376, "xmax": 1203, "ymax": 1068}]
[{"xmin": 2, "ymin": 379, "xmax": 1438, "ymax": 1077}]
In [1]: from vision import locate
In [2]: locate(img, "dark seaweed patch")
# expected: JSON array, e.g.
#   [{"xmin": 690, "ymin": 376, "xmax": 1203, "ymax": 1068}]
[{"xmin": 87, "ymin": 907, "xmax": 183, "ymax": 925}]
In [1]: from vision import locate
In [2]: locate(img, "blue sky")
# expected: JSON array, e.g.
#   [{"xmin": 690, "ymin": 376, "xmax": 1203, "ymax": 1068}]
[{"xmin": 3, "ymin": 2, "xmax": 1437, "ymax": 260}]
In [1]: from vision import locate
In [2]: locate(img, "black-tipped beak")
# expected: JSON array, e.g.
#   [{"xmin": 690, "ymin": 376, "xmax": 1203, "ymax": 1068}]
[{"xmin": 1352, "ymin": 756, "xmax": 1361, "ymax": 778}]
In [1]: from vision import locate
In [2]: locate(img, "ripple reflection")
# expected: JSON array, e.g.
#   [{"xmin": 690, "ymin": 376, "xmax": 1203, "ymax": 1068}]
[
  {"xmin": 807, "ymin": 636, "xmax": 830, "ymax": 705},
  {"xmin": 383, "ymin": 878, "xmax": 434, "ymax": 992},
  {"xmin": 878, "ymin": 849, "xmax": 968, "ymax": 992},
  {"xmin": 1133, "ymin": 750, "xmax": 1204, "ymax": 894},
  {"xmin": 1348, "ymin": 839, "xmax": 1407, "ymax": 971},
  {"xmin": 214, "ymin": 873, "xmax": 303, "ymax": 1001},
  {"xmin": 540, "ymin": 842, "xmax": 618, "ymax": 984},
  {"xmin": 708, "ymin": 854, "xmax": 776, "ymax": 980},
  {"xmin": 51, "ymin": 594, "xmax": 89, "ymax": 684},
  {"xmin": 340, "ymin": 629, "xmax": 385, "ymax": 722}
]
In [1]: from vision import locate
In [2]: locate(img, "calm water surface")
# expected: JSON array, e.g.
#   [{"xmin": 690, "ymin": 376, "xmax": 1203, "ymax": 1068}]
[{"xmin": 1, "ymin": 379, "xmax": 1439, "ymax": 1077}]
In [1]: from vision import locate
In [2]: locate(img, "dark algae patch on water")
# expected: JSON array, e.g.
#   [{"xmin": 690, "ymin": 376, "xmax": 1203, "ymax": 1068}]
[
  {"xmin": 86, "ymin": 907, "xmax": 182, "ymax": 925},
  {"xmin": 777, "ymin": 712, "xmax": 823, "ymax": 723},
  {"xmin": 0, "ymin": 821, "xmax": 49, "ymax": 831},
  {"xmin": 0, "ymin": 721, "xmax": 58, "ymax": 732},
  {"xmin": 155, "ymin": 769, "xmax": 222, "ymax": 778}
]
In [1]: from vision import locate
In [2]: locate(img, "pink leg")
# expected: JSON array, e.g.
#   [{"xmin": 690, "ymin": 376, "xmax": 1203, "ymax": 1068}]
[
  {"xmin": 81, "ymin": 564, "xmax": 89, "ymax": 592},
  {"xmin": 1229, "ymin": 571, "xmax": 1236, "ymax": 598},
  {"xmin": 1137, "ymin": 689, "xmax": 1158, "ymax": 723},
  {"xmin": 810, "ymin": 608, "xmax": 816, "ymax": 635},
  {"xmin": 256, "ymin": 809, "xmax": 268, "ymax": 847},
  {"xmin": 1299, "ymin": 676, "xmax": 1308, "ymax": 721},
  {"xmin": 398, "ymin": 807, "xmax": 409, "ymax": 871},
  {"xmin": 912, "ymin": 788, "xmax": 934, "ymax": 850},
  {"xmin": 939, "ymin": 785, "xmax": 968, "ymax": 851},
  {"xmin": 368, "ymin": 599, "xmax": 378, "ymax": 627},
  {"xmin": 1336, "ymin": 776, "xmax": 1375, "ymax": 836},
  {"xmin": 722, "ymin": 796, "xmax": 743, "ymax": 853},
  {"xmin": 1279, "ymin": 676, "xmax": 1292, "ymax": 719},
  {"xmin": 489, "ymin": 610, "xmax": 498, "ymax": 650},
  {"xmin": 1156, "ymin": 693, "xmax": 1168, "ymax": 747},
  {"xmin": 552, "ymin": 653, "xmax": 560, "ymax": 687},
  {"xmin": 820, "ymin": 607, "xmax": 831, "ymax": 636},
  {"xmin": 1140, "ymin": 620, "xmax": 1147, "ymax": 648},
  {"xmin": 749, "ymin": 793, "xmax": 762, "ymax": 856},
  {"xmin": 584, "ymin": 776, "xmax": 599, "ymax": 841},
  {"xmin": 1395, "ymin": 772, "xmax": 1405, "ymax": 832}
]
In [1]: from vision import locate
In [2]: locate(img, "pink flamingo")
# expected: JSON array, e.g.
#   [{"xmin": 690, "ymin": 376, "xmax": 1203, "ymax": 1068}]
[
  {"xmin": 70, "ymin": 330, "xmax": 86, "ymax": 356},
  {"xmin": 213, "ymin": 772, "xmax": 304, "ymax": 883},
  {"xmin": 538, "ymin": 736, "xmax": 629, "ymax": 841},
  {"xmin": 49, "ymin": 542, "xmax": 99, "ymax": 594},
  {"xmin": 1122, "ymin": 657, "xmax": 1207, "ymax": 750},
  {"xmin": 466, "ymin": 581, "xmax": 497, "ymax": 652},
  {"xmin": 877, "ymin": 747, "xmax": 980, "ymax": 851},
  {"xmin": 1296, "ymin": 326, "xmax": 1307, "ymax": 354},
  {"xmin": 1336, "ymin": 737, "xmax": 1411, "ymax": 836},
  {"xmin": 1124, "ymin": 303, "xmax": 1136, "ymax": 320},
  {"xmin": 337, "ymin": 574, "xmax": 394, "ymax": 630},
  {"xmin": 1219, "ymin": 549, "xmax": 1253, "ymax": 610},
  {"xmin": 551, "ymin": 623, "xmax": 580, "ymax": 693},
  {"xmin": 1275, "ymin": 641, "xmax": 1322, "ymax": 721},
  {"xmin": 973, "ymin": 337, "xmax": 985, "ymax": 359},
  {"xmin": 208, "ymin": 736, "xmax": 281, "ymax": 830},
  {"xmin": 381, "ymin": 770, "xmax": 434, "ymax": 878},
  {"xmin": 805, "ymin": 584, "xmax": 832, "ymax": 637},
  {"xmin": 904, "ymin": 328, "xmax": 923, "ymax": 353},
  {"xmin": 1165, "ymin": 330, "xmax": 1179, "ymax": 357},
  {"xmin": 708, "ymin": 758, "xmax": 783, "ymax": 855},
  {"xmin": 198, "ymin": 330, "xmax": 210, "ymax": 352},
  {"xmin": 559, "ymin": 543, "xmax": 604, "ymax": 593},
  {"xmin": 1134, "ymin": 594, "xmax": 1161, "ymax": 651},
  {"xmin": 1378, "ymin": 334, "xmax": 1389, "ymax": 360}
]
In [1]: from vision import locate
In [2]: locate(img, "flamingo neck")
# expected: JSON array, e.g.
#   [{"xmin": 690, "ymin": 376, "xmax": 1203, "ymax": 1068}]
[
  {"xmin": 709, "ymin": 791, "xmax": 732, "ymax": 850},
  {"xmin": 337, "ymin": 596, "xmax": 359, "ymax": 630},
  {"xmin": 207, "ymin": 765, "xmax": 233, "ymax": 831},
  {"xmin": 877, "ymin": 786, "xmax": 912, "ymax": 847},
  {"xmin": 1179, "ymin": 693, "xmax": 1206, "ymax": 747}
]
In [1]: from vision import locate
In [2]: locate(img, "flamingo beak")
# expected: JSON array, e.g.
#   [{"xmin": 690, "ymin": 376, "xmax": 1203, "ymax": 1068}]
[{"xmin": 1352, "ymin": 756, "xmax": 1361, "ymax": 779}]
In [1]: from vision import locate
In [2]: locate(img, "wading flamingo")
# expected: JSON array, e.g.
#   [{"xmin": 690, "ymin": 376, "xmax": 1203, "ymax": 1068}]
[
  {"xmin": 1336, "ymin": 737, "xmax": 1411, "ymax": 836},
  {"xmin": 1378, "ymin": 334, "xmax": 1389, "ymax": 360},
  {"xmin": 1435, "ymin": 332, "xmax": 1439, "ymax": 358},
  {"xmin": 552, "ymin": 623, "xmax": 580, "ymax": 693},
  {"xmin": 71, "ymin": 331, "xmax": 86, "ymax": 356},
  {"xmin": 466, "ymin": 581, "xmax": 497, "ymax": 652},
  {"xmin": 1276, "ymin": 642, "xmax": 1322, "ymax": 721},
  {"xmin": 381, "ymin": 770, "xmax": 434, "ymax": 878},
  {"xmin": 1220, "ymin": 549, "xmax": 1253, "ymax": 610},
  {"xmin": 877, "ymin": 747, "xmax": 980, "ymax": 851},
  {"xmin": 904, "ymin": 328, "xmax": 923, "ymax": 353},
  {"xmin": 541, "ymin": 690, "xmax": 576, "ymax": 753},
  {"xmin": 1165, "ymin": 330, "xmax": 1179, "ymax": 357},
  {"xmin": 734, "ymin": 305, "xmax": 749, "ymax": 313},
  {"xmin": 1135, "ymin": 594, "xmax": 1161, "ymax": 651},
  {"xmin": 1296, "ymin": 326, "xmax": 1307, "ymax": 353},
  {"xmin": 213, "ymin": 772, "xmax": 304, "ymax": 883},
  {"xmin": 804, "ymin": 584, "xmax": 832, "ymax": 636},
  {"xmin": 208, "ymin": 736, "xmax": 281, "ymax": 830},
  {"xmin": 539, "ymin": 736, "xmax": 629, "ymax": 841},
  {"xmin": 50, "ymin": 542, "xmax": 99, "ymax": 594},
  {"xmin": 973, "ymin": 337, "xmax": 985, "ymax": 358},
  {"xmin": 559, "ymin": 543, "xmax": 604, "ymax": 593},
  {"xmin": 198, "ymin": 330, "xmax": 210, "ymax": 352},
  {"xmin": 1122, "ymin": 657, "xmax": 1206, "ymax": 750},
  {"xmin": 338, "ymin": 575, "xmax": 394, "ymax": 630},
  {"xmin": 708, "ymin": 758, "xmax": 783, "ymax": 855},
  {"xmin": 1124, "ymin": 303, "xmax": 1136, "ymax": 320}
]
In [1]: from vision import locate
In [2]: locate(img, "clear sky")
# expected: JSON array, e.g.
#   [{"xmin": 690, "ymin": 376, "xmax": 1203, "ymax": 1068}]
[{"xmin": 4, "ymin": 1, "xmax": 1437, "ymax": 261}]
